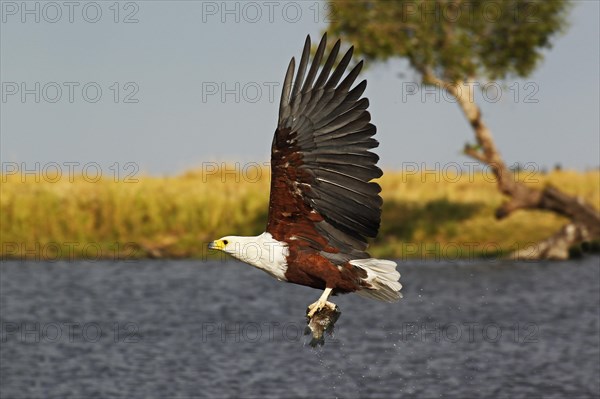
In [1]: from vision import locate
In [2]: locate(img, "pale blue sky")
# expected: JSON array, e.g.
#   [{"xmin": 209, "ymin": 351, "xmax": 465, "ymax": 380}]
[{"xmin": 1, "ymin": 1, "xmax": 599, "ymax": 175}]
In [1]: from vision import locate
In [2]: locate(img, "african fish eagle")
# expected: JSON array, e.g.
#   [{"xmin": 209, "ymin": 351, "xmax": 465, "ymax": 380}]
[{"xmin": 209, "ymin": 34, "xmax": 402, "ymax": 317}]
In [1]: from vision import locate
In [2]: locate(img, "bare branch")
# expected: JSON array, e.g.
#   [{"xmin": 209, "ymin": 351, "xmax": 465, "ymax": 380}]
[{"xmin": 463, "ymin": 146, "xmax": 489, "ymax": 163}]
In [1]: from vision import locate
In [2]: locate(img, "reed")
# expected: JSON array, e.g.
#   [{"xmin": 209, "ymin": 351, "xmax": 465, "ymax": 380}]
[{"xmin": 2, "ymin": 166, "xmax": 598, "ymax": 260}]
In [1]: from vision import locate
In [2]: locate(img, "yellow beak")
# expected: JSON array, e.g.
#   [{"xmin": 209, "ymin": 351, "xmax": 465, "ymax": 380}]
[{"xmin": 208, "ymin": 240, "xmax": 225, "ymax": 251}]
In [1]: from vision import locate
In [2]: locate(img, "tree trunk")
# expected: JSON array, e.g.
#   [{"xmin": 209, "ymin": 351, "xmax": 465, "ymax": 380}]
[
  {"xmin": 422, "ymin": 72, "xmax": 600, "ymax": 260},
  {"xmin": 510, "ymin": 223, "xmax": 590, "ymax": 260}
]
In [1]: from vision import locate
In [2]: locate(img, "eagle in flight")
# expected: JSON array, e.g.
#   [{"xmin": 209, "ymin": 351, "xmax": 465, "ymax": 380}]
[{"xmin": 209, "ymin": 34, "xmax": 402, "ymax": 319}]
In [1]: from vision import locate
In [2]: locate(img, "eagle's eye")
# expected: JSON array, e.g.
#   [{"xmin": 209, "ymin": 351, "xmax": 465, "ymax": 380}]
[{"xmin": 223, "ymin": 240, "xmax": 229, "ymax": 245}]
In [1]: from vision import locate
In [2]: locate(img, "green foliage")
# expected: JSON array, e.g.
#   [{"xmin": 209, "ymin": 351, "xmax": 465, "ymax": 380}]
[{"xmin": 327, "ymin": 0, "xmax": 571, "ymax": 82}]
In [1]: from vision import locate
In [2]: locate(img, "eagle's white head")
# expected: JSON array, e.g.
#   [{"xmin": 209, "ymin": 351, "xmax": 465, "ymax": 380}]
[{"xmin": 208, "ymin": 233, "xmax": 289, "ymax": 281}]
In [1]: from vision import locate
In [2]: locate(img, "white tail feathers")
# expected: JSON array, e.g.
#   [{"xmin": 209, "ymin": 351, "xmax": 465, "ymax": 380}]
[{"xmin": 349, "ymin": 258, "xmax": 403, "ymax": 302}]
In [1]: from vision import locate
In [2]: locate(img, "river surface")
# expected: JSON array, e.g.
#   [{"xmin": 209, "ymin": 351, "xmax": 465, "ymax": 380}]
[{"xmin": 1, "ymin": 257, "xmax": 599, "ymax": 398}]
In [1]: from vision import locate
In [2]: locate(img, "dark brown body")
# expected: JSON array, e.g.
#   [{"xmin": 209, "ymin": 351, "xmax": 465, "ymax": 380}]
[
  {"xmin": 267, "ymin": 128, "xmax": 368, "ymax": 295},
  {"xmin": 283, "ymin": 249, "xmax": 368, "ymax": 295}
]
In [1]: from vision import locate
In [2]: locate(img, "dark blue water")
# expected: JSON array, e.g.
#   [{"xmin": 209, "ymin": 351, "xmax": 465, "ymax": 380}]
[{"xmin": 1, "ymin": 257, "xmax": 599, "ymax": 398}]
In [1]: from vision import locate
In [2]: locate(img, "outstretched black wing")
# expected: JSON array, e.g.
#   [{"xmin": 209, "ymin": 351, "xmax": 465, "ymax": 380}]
[{"xmin": 266, "ymin": 34, "xmax": 383, "ymax": 263}]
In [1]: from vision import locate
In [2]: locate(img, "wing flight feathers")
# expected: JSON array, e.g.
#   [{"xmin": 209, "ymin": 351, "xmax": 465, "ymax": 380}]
[{"xmin": 267, "ymin": 34, "xmax": 383, "ymax": 260}]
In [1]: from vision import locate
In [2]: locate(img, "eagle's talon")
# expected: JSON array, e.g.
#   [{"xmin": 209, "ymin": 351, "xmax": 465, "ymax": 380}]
[
  {"xmin": 306, "ymin": 300, "xmax": 336, "ymax": 318},
  {"xmin": 306, "ymin": 287, "xmax": 335, "ymax": 318}
]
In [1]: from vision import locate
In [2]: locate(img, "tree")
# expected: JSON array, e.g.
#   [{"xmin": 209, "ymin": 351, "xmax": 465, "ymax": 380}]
[{"xmin": 326, "ymin": 0, "xmax": 599, "ymax": 259}]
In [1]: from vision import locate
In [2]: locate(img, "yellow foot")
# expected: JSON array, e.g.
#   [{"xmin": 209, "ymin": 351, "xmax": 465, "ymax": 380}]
[{"xmin": 307, "ymin": 300, "xmax": 336, "ymax": 318}]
